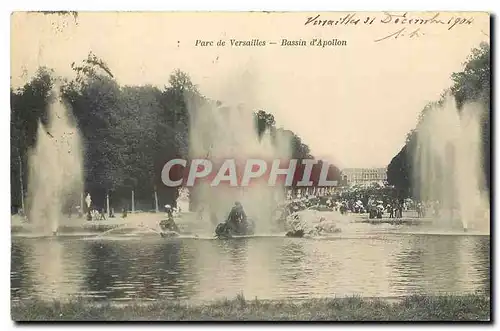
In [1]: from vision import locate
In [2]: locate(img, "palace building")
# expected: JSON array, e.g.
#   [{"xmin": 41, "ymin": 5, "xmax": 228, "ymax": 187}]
[{"xmin": 341, "ymin": 167, "xmax": 388, "ymax": 186}]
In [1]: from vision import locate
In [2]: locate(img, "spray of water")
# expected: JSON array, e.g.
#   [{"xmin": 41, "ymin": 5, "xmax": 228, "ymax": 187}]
[
  {"xmin": 413, "ymin": 95, "xmax": 489, "ymax": 232},
  {"xmin": 27, "ymin": 84, "xmax": 84, "ymax": 235},
  {"xmin": 187, "ymin": 98, "xmax": 292, "ymax": 234}
]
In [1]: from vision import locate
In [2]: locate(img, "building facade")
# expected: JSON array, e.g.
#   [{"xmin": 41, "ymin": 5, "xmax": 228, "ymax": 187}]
[{"xmin": 341, "ymin": 168, "xmax": 388, "ymax": 186}]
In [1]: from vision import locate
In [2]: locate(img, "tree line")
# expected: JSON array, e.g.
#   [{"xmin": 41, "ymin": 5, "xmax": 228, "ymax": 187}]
[
  {"xmin": 10, "ymin": 53, "xmax": 341, "ymax": 213},
  {"xmin": 387, "ymin": 42, "xmax": 490, "ymax": 198}
]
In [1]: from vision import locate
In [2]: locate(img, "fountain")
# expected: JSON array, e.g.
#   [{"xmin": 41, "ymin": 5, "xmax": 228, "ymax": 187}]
[
  {"xmin": 26, "ymin": 84, "xmax": 84, "ymax": 236},
  {"xmin": 413, "ymin": 95, "xmax": 490, "ymax": 233},
  {"xmin": 188, "ymin": 100, "xmax": 292, "ymax": 234}
]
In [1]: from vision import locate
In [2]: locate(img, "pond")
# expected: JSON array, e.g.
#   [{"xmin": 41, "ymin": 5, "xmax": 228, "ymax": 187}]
[{"xmin": 11, "ymin": 224, "xmax": 490, "ymax": 304}]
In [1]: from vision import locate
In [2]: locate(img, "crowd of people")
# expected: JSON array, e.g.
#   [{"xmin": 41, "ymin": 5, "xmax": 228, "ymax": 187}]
[
  {"xmin": 335, "ymin": 198, "xmax": 407, "ymax": 219},
  {"xmin": 280, "ymin": 186, "xmax": 444, "ymax": 221},
  {"xmin": 415, "ymin": 201, "xmax": 442, "ymax": 218}
]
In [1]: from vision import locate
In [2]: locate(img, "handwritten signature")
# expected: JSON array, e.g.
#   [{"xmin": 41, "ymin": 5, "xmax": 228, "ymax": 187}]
[{"xmin": 374, "ymin": 27, "xmax": 425, "ymax": 42}]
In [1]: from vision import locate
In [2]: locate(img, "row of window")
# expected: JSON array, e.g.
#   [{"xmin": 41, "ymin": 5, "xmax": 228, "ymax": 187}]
[
  {"xmin": 342, "ymin": 169, "xmax": 386, "ymax": 174},
  {"xmin": 348, "ymin": 175, "xmax": 387, "ymax": 179}
]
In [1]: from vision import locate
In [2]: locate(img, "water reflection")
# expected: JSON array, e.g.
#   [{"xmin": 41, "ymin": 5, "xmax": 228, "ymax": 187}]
[
  {"xmin": 151, "ymin": 240, "xmax": 191, "ymax": 300},
  {"xmin": 473, "ymin": 239, "xmax": 490, "ymax": 294},
  {"xmin": 83, "ymin": 239, "xmax": 196, "ymax": 301},
  {"xmin": 243, "ymin": 238, "xmax": 280, "ymax": 300},
  {"xmin": 279, "ymin": 240, "xmax": 307, "ymax": 282},
  {"xmin": 84, "ymin": 241, "xmax": 119, "ymax": 299},
  {"xmin": 11, "ymin": 238, "xmax": 86, "ymax": 301},
  {"xmin": 11, "ymin": 241, "xmax": 29, "ymax": 299},
  {"xmin": 390, "ymin": 235, "xmax": 490, "ymax": 295},
  {"xmin": 192, "ymin": 238, "xmax": 251, "ymax": 301},
  {"xmin": 390, "ymin": 241, "xmax": 426, "ymax": 294},
  {"xmin": 11, "ymin": 234, "xmax": 490, "ymax": 303}
]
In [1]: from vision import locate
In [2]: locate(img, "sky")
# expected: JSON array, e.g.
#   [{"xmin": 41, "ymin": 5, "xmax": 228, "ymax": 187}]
[{"xmin": 10, "ymin": 12, "xmax": 490, "ymax": 168}]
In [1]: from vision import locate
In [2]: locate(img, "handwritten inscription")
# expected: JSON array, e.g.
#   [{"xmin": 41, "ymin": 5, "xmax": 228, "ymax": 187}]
[
  {"xmin": 304, "ymin": 12, "xmax": 474, "ymax": 30},
  {"xmin": 305, "ymin": 13, "xmax": 361, "ymax": 27},
  {"xmin": 374, "ymin": 27, "xmax": 425, "ymax": 42},
  {"xmin": 304, "ymin": 12, "xmax": 476, "ymax": 42},
  {"xmin": 379, "ymin": 12, "xmax": 474, "ymax": 30}
]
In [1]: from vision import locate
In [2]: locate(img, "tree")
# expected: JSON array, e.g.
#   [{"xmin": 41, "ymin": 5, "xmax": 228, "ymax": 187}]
[
  {"xmin": 387, "ymin": 43, "xmax": 491, "ymax": 196},
  {"xmin": 10, "ymin": 68, "xmax": 54, "ymax": 212},
  {"xmin": 71, "ymin": 51, "xmax": 114, "ymax": 84},
  {"xmin": 155, "ymin": 70, "xmax": 203, "ymax": 208},
  {"xmin": 451, "ymin": 42, "xmax": 490, "ymax": 108},
  {"xmin": 11, "ymin": 60, "xmax": 336, "ymax": 213},
  {"xmin": 254, "ymin": 110, "xmax": 276, "ymax": 138}
]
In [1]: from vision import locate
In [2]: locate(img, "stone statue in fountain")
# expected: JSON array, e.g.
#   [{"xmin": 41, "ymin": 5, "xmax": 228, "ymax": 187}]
[
  {"xmin": 85, "ymin": 193, "xmax": 92, "ymax": 221},
  {"xmin": 159, "ymin": 204, "xmax": 180, "ymax": 237},
  {"xmin": 176, "ymin": 187, "xmax": 190, "ymax": 214}
]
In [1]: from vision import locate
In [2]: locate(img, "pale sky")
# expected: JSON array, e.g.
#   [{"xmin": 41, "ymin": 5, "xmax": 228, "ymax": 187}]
[{"xmin": 11, "ymin": 12, "xmax": 489, "ymax": 168}]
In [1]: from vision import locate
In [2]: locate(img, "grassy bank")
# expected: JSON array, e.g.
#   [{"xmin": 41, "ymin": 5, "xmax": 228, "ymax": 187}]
[{"xmin": 12, "ymin": 294, "xmax": 490, "ymax": 321}]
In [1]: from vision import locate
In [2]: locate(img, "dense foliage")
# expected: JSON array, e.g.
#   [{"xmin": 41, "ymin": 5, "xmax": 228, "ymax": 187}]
[
  {"xmin": 11, "ymin": 53, "xmax": 340, "ymax": 212},
  {"xmin": 387, "ymin": 42, "xmax": 491, "ymax": 197}
]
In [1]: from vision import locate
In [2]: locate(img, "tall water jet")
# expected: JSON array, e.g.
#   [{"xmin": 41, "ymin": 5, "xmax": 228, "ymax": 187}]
[
  {"xmin": 27, "ymin": 84, "xmax": 84, "ymax": 235},
  {"xmin": 413, "ymin": 95, "xmax": 489, "ymax": 232},
  {"xmin": 188, "ymin": 99, "xmax": 292, "ymax": 234}
]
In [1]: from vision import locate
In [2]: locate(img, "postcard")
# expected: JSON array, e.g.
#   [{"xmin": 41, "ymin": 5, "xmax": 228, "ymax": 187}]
[{"xmin": 10, "ymin": 11, "xmax": 490, "ymax": 321}]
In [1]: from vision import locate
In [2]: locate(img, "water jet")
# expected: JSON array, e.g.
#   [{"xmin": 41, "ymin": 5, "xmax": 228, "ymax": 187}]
[
  {"xmin": 188, "ymin": 100, "xmax": 292, "ymax": 235},
  {"xmin": 413, "ymin": 95, "xmax": 489, "ymax": 233},
  {"xmin": 26, "ymin": 83, "xmax": 84, "ymax": 236}
]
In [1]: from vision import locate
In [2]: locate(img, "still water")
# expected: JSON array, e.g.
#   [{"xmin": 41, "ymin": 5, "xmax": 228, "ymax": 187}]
[{"xmin": 11, "ymin": 230, "xmax": 490, "ymax": 303}]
